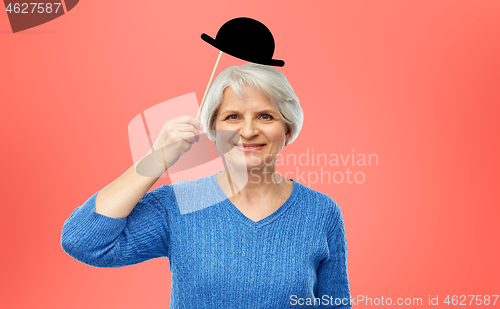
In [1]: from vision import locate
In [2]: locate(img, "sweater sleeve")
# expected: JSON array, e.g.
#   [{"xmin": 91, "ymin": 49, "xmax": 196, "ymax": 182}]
[
  {"xmin": 316, "ymin": 201, "xmax": 352, "ymax": 308},
  {"xmin": 60, "ymin": 186, "xmax": 170, "ymax": 268}
]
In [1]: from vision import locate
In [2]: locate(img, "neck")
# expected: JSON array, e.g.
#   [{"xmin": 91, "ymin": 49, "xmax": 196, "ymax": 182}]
[{"xmin": 219, "ymin": 162, "xmax": 288, "ymax": 201}]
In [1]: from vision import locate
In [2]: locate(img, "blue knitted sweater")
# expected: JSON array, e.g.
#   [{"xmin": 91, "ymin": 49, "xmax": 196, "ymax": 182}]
[{"xmin": 61, "ymin": 172, "xmax": 352, "ymax": 308}]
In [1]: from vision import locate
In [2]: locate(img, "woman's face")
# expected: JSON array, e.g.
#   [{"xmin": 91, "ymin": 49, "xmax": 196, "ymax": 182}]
[{"xmin": 214, "ymin": 85, "xmax": 290, "ymax": 171}]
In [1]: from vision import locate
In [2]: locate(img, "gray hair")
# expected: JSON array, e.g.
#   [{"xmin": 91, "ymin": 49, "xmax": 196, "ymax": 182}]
[{"xmin": 200, "ymin": 63, "xmax": 304, "ymax": 145}]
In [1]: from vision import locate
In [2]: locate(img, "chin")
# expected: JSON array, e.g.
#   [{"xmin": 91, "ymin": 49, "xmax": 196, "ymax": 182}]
[{"xmin": 224, "ymin": 157, "xmax": 266, "ymax": 171}]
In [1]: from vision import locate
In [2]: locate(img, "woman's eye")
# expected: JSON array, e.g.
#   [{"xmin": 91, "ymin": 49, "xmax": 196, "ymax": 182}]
[
  {"xmin": 224, "ymin": 114, "xmax": 273, "ymax": 120},
  {"xmin": 261, "ymin": 114, "xmax": 273, "ymax": 120}
]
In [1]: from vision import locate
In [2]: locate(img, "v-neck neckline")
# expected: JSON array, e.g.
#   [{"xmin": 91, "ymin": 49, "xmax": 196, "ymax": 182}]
[{"xmin": 211, "ymin": 171, "xmax": 301, "ymax": 228}]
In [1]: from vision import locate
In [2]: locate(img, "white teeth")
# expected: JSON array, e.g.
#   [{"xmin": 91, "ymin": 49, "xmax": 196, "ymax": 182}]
[{"xmin": 237, "ymin": 145, "xmax": 264, "ymax": 148}]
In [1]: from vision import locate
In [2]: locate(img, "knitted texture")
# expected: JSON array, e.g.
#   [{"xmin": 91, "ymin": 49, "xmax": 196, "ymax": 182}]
[{"xmin": 61, "ymin": 172, "xmax": 352, "ymax": 308}]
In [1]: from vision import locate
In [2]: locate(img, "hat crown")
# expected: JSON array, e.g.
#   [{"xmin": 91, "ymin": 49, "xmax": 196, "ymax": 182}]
[
  {"xmin": 202, "ymin": 17, "xmax": 284, "ymax": 67},
  {"xmin": 215, "ymin": 17, "xmax": 275, "ymax": 60}
]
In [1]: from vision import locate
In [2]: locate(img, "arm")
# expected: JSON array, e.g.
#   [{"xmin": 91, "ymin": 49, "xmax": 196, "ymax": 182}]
[
  {"xmin": 60, "ymin": 115, "xmax": 203, "ymax": 267},
  {"xmin": 316, "ymin": 201, "xmax": 352, "ymax": 308},
  {"xmin": 60, "ymin": 155, "xmax": 171, "ymax": 267},
  {"xmin": 60, "ymin": 185, "xmax": 171, "ymax": 267}
]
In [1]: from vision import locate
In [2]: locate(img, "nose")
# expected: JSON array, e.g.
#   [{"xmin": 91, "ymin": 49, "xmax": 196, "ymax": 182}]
[{"xmin": 238, "ymin": 118, "xmax": 259, "ymax": 141}]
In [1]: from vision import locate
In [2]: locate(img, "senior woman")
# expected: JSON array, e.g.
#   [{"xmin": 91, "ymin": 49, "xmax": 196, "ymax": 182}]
[{"xmin": 61, "ymin": 63, "xmax": 352, "ymax": 308}]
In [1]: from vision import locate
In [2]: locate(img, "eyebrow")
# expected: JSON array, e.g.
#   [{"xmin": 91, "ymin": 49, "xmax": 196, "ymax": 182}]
[{"xmin": 219, "ymin": 109, "xmax": 278, "ymax": 117}]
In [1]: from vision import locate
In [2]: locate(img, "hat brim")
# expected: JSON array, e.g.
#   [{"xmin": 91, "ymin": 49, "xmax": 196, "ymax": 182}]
[{"xmin": 201, "ymin": 33, "xmax": 285, "ymax": 67}]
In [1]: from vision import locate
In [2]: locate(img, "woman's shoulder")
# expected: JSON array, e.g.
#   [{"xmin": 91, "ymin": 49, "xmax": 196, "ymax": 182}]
[
  {"xmin": 292, "ymin": 180, "xmax": 341, "ymax": 215},
  {"xmin": 291, "ymin": 180, "xmax": 345, "ymax": 237}
]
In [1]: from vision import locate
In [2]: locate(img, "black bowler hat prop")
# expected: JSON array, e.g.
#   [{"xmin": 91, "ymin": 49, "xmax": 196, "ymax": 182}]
[
  {"xmin": 195, "ymin": 17, "xmax": 285, "ymax": 121},
  {"xmin": 201, "ymin": 17, "xmax": 285, "ymax": 67}
]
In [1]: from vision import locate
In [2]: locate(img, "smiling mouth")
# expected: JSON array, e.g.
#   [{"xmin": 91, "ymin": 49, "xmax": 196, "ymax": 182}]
[{"xmin": 235, "ymin": 144, "xmax": 266, "ymax": 149}]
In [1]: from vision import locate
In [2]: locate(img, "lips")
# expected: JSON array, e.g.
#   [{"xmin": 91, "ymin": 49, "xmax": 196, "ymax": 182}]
[
  {"xmin": 236, "ymin": 143, "xmax": 266, "ymax": 147},
  {"xmin": 234, "ymin": 143, "xmax": 266, "ymax": 151}
]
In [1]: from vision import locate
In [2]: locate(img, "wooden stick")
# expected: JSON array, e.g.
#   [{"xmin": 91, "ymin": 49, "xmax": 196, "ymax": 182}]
[
  {"xmin": 159, "ymin": 51, "xmax": 223, "ymax": 176},
  {"xmin": 225, "ymin": 163, "xmax": 236, "ymax": 197},
  {"xmin": 196, "ymin": 50, "xmax": 223, "ymax": 121}
]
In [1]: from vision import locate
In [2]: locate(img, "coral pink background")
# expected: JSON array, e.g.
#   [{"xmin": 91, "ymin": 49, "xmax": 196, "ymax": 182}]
[{"xmin": 1, "ymin": 1, "xmax": 499, "ymax": 308}]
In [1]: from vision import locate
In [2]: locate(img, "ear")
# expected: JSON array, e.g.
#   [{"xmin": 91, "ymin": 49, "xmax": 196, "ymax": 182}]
[{"xmin": 285, "ymin": 126, "xmax": 291, "ymax": 144}]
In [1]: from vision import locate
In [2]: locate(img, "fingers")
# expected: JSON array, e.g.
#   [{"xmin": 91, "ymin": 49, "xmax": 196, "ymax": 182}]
[
  {"xmin": 176, "ymin": 124, "xmax": 200, "ymax": 143},
  {"xmin": 172, "ymin": 115, "xmax": 204, "ymax": 131},
  {"xmin": 177, "ymin": 130, "xmax": 198, "ymax": 145}
]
